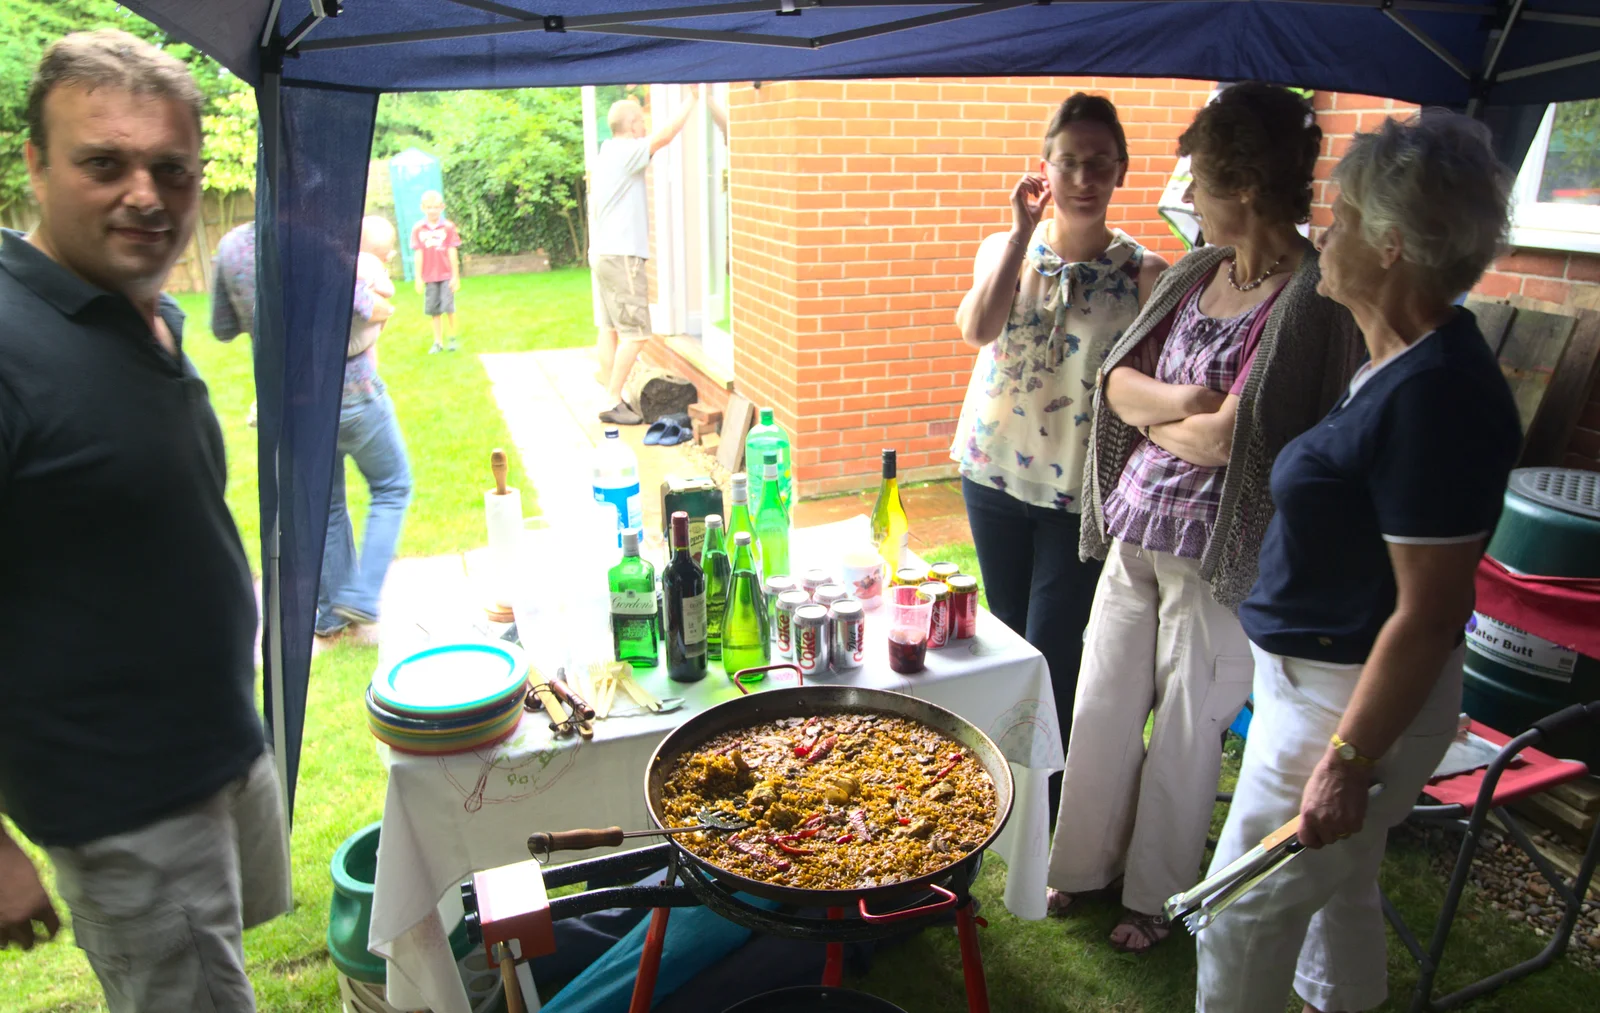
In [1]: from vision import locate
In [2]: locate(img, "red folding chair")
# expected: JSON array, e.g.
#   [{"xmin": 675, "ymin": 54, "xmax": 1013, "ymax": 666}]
[{"xmin": 1382, "ymin": 701, "xmax": 1600, "ymax": 1012}]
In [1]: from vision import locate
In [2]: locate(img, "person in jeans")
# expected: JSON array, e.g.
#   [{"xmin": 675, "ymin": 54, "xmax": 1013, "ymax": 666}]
[
  {"xmin": 0, "ymin": 31, "xmax": 288, "ymax": 1010},
  {"xmin": 1197, "ymin": 114, "xmax": 1521, "ymax": 1013},
  {"xmin": 952, "ymin": 93, "xmax": 1166, "ymax": 823},
  {"xmin": 1049, "ymin": 84, "xmax": 1363, "ymax": 951},
  {"xmin": 591, "ymin": 87, "xmax": 699, "ymax": 425},
  {"xmin": 316, "ymin": 216, "xmax": 413, "ymax": 636}
]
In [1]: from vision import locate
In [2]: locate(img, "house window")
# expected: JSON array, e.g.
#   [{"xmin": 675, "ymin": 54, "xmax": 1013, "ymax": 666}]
[{"xmin": 1510, "ymin": 101, "xmax": 1600, "ymax": 255}]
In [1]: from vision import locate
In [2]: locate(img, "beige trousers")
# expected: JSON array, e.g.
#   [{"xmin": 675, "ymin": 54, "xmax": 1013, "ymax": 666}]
[
  {"xmin": 48, "ymin": 751, "xmax": 292, "ymax": 1013},
  {"xmin": 1047, "ymin": 539, "xmax": 1255, "ymax": 915}
]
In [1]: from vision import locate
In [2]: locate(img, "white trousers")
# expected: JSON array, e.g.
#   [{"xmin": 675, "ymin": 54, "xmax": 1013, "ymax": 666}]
[
  {"xmin": 1195, "ymin": 643, "xmax": 1463, "ymax": 1013},
  {"xmin": 1048, "ymin": 540, "xmax": 1255, "ymax": 915}
]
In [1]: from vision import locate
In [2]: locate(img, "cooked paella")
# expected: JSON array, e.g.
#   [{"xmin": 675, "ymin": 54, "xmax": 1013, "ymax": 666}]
[{"xmin": 659, "ymin": 712, "xmax": 998, "ymax": 890}]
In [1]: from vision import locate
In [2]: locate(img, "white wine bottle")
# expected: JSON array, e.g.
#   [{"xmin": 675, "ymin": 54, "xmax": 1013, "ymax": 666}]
[{"xmin": 870, "ymin": 448, "xmax": 908, "ymax": 572}]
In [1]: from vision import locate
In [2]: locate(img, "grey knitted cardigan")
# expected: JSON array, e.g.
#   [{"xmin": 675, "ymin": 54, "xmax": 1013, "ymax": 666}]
[{"xmin": 1078, "ymin": 244, "xmax": 1364, "ymax": 611}]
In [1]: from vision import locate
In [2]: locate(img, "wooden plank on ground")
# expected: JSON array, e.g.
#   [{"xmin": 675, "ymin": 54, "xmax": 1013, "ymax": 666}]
[
  {"xmin": 717, "ymin": 394, "xmax": 754, "ymax": 474},
  {"xmin": 1513, "ymin": 790, "xmax": 1598, "ymax": 849},
  {"xmin": 1521, "ymin": 308, "xmax": 1600, "ymax": 467},
  {"xmin": 1550, "ymin": 774, "xmax": 1600, "ymax": 815},
  {"xmin": 1468, "ymin": 298, "xmax": 1517, "ymax": 356},
  {"xmin": 1496, "ymin": 308, "xmax": 1577, "ymax": 438}
]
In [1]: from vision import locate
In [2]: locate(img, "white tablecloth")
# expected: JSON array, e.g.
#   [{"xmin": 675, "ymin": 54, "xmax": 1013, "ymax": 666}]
[{"xmin": 368, "ymin": 522, "xmax": 1062, "ymax": 1013}]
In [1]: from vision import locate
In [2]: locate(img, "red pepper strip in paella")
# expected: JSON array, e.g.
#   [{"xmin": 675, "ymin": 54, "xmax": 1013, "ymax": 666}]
[
  {"xmin": 769, "ymin": 836, "xmax": 817, "ymax": 856},
  {"xmin": 728, "ymin": 832, "xmax": 791, "ymax": 872},
  {"xmin": 803, "ymin": 734, "xmax": 838, "ymax": 764},
  {"xmin": 836, "ymin": 833, "xmax": 854, "ymax": 844},
  {"xmin": 931, "ymin": 756, "xmax": 962, "ymax": 782}
]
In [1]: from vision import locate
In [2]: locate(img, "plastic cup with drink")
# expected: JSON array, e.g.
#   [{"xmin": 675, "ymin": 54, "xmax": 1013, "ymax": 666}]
[{"xmin": 887, "ymin": 584, "xmax": 933, "ymax": 674}]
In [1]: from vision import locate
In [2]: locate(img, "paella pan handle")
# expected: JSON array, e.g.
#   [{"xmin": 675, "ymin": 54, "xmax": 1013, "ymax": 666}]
[
  {"xmin": 727, "ymin": 663, "xmax": 803, "ymax": 694},
  {"xmin": 526, "ymin": 827, "xmax": 626, "ymax": 857},
  {"xmin": 857, "ymin": 882, "xmax": 958, "ymax": 924}
]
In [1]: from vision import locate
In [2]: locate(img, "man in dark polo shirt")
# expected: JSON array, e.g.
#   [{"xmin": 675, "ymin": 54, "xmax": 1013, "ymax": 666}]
[{"xmin": 0, "ymin": 31, "xmax": 288, "ymax": 1011}]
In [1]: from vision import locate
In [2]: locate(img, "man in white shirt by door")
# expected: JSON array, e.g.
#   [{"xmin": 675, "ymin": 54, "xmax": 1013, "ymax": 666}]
[{"xmin": 592, "ymin": 86, "xmax": 699, "ymax": 425}]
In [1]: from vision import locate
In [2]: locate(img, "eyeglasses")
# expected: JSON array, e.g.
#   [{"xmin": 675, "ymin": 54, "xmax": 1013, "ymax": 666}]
[{"xmin": 1046, "ymin": 156, "xmax": 1122, "ymax": 178}]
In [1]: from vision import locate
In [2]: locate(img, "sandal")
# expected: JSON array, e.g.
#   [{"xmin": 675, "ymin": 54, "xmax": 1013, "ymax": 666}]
[
  {"xmin": 1046, "ymin": 888, "xmax": 1074, "ymax": 917},
  {"xmin": 1046, "ymin": 877, "xmax": 1122, "ymax": 918},
  {"xmin": 1109, "ymin": 909, "xmax": 1170, "ymax": 954}
]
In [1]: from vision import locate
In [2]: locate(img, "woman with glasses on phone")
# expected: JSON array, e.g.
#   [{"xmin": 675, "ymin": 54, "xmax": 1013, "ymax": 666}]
[
  {"xmin": 953, "ymin": 93, "xmax": 1167, "ymax": 826},
  {"xmin": 1047, "ymin": 84, "xmax": 1363, "ymax": 952}
]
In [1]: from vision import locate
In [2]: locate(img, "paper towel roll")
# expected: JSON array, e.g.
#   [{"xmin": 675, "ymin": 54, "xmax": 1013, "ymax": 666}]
[{"xmin": 484, "ymin": 488, "xmax": 522, "ymax": 604}]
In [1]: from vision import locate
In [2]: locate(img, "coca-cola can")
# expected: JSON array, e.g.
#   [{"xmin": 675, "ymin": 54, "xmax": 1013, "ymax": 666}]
[
  {"xmin": 774, "ymin": 589, "xmax": 810, "ymax": 660},
  {"xmin": 793, "ymin": 604, "xmax": 830, "ymax": 677},
  {"xmin": 828, "ymin": 599, "xmax": 866, "ymax": 671},
  {"xmin": 800, "ymin": 569, "xmax": 833, "ymax": 599},
  {"xmin": 947, "ymin": 574, "xmax": 979, "ymax": 639},
  {"xmin": 813, "ymin": 583, "xmax": 848, "ymax": 609},
  {"xmin": 918, "ymin": 581, "xmax": 952, "ymax": 649}
]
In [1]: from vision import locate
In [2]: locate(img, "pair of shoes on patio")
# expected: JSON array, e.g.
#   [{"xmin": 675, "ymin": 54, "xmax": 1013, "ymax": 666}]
[
  {"xmin": 644, "ymin": 412, "xmax": 692, "ymax": 446},
  {"xmin": 314, "ymin": 604, "xmax": 378, "ymax": 638}
]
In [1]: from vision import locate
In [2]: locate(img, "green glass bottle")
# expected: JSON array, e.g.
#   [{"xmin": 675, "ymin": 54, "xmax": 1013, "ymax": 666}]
[
  {"xmin": 608, "ymin": 528, "xmax": 659, "ymax": 668},
  {"xmin": 745, "ymin": 407, "xmax": 793, "ymax": 508},
  {"xmin": 726, "ymin": 472, "xmax": 762, "ymax": 579},
  {"xmin": 721, "ymin": 532, "xmax": 770, "ymax": 682},
  {"xmin": 701, "ymin": 514, "xmax": 731, "ymax": 661},
  {"xmin": 754, "ymin": 452, "xmax": 791, "ymax": 577}
]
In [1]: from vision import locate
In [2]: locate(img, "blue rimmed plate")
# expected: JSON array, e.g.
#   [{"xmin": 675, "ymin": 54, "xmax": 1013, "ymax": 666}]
[{"xmin": 371, "ymin": 642, "xmax": 528, "ymax": 719}]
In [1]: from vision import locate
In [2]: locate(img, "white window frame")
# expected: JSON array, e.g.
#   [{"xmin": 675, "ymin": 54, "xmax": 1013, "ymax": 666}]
[{"xmin": 1509, "ymin": 104, "xmax": 1600, "ymax": 256}]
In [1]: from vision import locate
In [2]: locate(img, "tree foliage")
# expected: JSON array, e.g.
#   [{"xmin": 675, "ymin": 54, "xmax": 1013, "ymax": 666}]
[
  {"xmin": 375, "ymin": 89, "xmax": 588, "ymax": 265},
  {"xmin": 2, "ymin": 6, "xmax": 587, "ymax": 263},
  {"xmin": 0, "ymin": 0, "xmax": 253, "ymax": 214}
]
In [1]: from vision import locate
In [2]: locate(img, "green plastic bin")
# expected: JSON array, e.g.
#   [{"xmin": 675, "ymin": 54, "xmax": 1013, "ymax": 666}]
[
  {"xmin": 1464, "ymin": 469, "xmax": 1600, "ymax": 766},
  {"xmin": 328, "ymin": 822, "xmax": 471, "ymax": 984}
]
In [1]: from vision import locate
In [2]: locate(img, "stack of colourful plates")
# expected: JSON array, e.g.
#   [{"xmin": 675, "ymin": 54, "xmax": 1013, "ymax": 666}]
[{"xmin": 366, "ymin": 642, "xmax": 528, "ymax": 755}]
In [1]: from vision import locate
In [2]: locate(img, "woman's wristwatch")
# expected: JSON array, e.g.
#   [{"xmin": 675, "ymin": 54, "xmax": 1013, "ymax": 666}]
[{"xmin": 1330, "ymin": 733, "xmax": 1377, "ymax": 767}]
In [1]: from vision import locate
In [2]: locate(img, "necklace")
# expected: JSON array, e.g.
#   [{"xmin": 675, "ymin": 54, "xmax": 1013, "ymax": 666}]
[{"xmin": 1228, "ymin": 252, "xmax": 1287, "ymax": 292}]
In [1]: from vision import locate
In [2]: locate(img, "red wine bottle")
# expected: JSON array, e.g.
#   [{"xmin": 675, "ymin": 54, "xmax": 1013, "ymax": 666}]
[{"xmin": 663, "ymin": 511, "xmax": 708, "ymax": 682}]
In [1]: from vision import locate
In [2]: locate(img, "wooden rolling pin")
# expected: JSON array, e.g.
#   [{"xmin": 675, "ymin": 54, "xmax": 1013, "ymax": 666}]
[{"xmin": 491, "ymin": 447, "xmax": 509, "ymax": 495}]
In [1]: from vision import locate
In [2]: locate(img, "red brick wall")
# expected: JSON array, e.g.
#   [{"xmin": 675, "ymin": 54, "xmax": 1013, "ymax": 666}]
[
  {"xmin": 721, "ymin": 82, "xmax": 1600, "ymax": 496},
  {"xmin": 729, "ymin": 77, "xmax": 1213, "ymax": 496},
  {"xmin": 1310, "ymin": 93, "xmax": 1600, "ymax": 473}
]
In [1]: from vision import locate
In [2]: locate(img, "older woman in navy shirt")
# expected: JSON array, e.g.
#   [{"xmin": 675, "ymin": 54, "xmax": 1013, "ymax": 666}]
[{"xmin": 1195, "ymin": 114, "xmax": 1523, "ymax": 1013}]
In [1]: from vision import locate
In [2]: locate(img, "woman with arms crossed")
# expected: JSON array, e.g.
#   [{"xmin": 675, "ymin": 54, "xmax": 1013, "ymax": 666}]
[
  {"xmin": 952, "ymin": 94, "xmax": 1165, "ymax": 824},
  {"xmin": 1049, "ymin": 84, "xmax": 1363, "ymax": 952},
  {"xmin": 1196, "ymin": 113, "xmax": 1522, "ymax": 1013}
]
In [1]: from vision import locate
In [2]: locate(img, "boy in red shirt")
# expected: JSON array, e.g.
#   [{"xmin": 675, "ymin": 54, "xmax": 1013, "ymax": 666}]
[{"xmin": 410, "ymin": 190, "xmax": 461, "ymax": 353}]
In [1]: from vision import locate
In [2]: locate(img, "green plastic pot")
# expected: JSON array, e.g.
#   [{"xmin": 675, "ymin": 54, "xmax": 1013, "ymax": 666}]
[{"xmin": 328, "ymin": 822, "xmax": 471, "ymax": 984}]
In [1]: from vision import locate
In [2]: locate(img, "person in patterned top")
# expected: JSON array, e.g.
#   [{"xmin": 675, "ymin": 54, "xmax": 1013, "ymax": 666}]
[
  {"xmin": 1049, "ymin": 84, "xmax": 1362, "ymax": 953},
  {"xmin": 952, "ymin": 93, "xmax": 1167, "ymax": 827}
]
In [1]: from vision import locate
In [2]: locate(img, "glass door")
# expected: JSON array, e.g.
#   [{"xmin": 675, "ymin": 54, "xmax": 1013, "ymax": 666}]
[{"xmin": 700, "ymin": 83, "xmax": 733, "ymax": 371}]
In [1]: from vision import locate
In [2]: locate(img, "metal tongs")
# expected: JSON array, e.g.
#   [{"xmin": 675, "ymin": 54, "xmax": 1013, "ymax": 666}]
[{"xmin": 1165, "ymin": 783, "xmax": 1382, "ymax": 934}]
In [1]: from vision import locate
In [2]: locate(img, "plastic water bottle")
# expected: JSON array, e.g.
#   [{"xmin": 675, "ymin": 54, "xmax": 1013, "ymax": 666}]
[
  {"xmin": 593, "ymin": 427, "xmax": 642, "ymax": 546},
  {"xmin": 745, "ymin": 407, "xmax": 792, "ymax": 508}
]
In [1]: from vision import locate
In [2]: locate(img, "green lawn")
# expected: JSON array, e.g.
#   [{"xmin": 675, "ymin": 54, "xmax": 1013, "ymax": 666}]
[{"xmin": 178, "ymin": 267, "xmax": 597, "ymax": 574}]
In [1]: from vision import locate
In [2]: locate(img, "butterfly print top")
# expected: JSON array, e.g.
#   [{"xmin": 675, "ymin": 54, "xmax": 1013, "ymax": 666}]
[{"xmin": 952, "ymin": 224, "xmax": 1146, "ymax": 510}]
